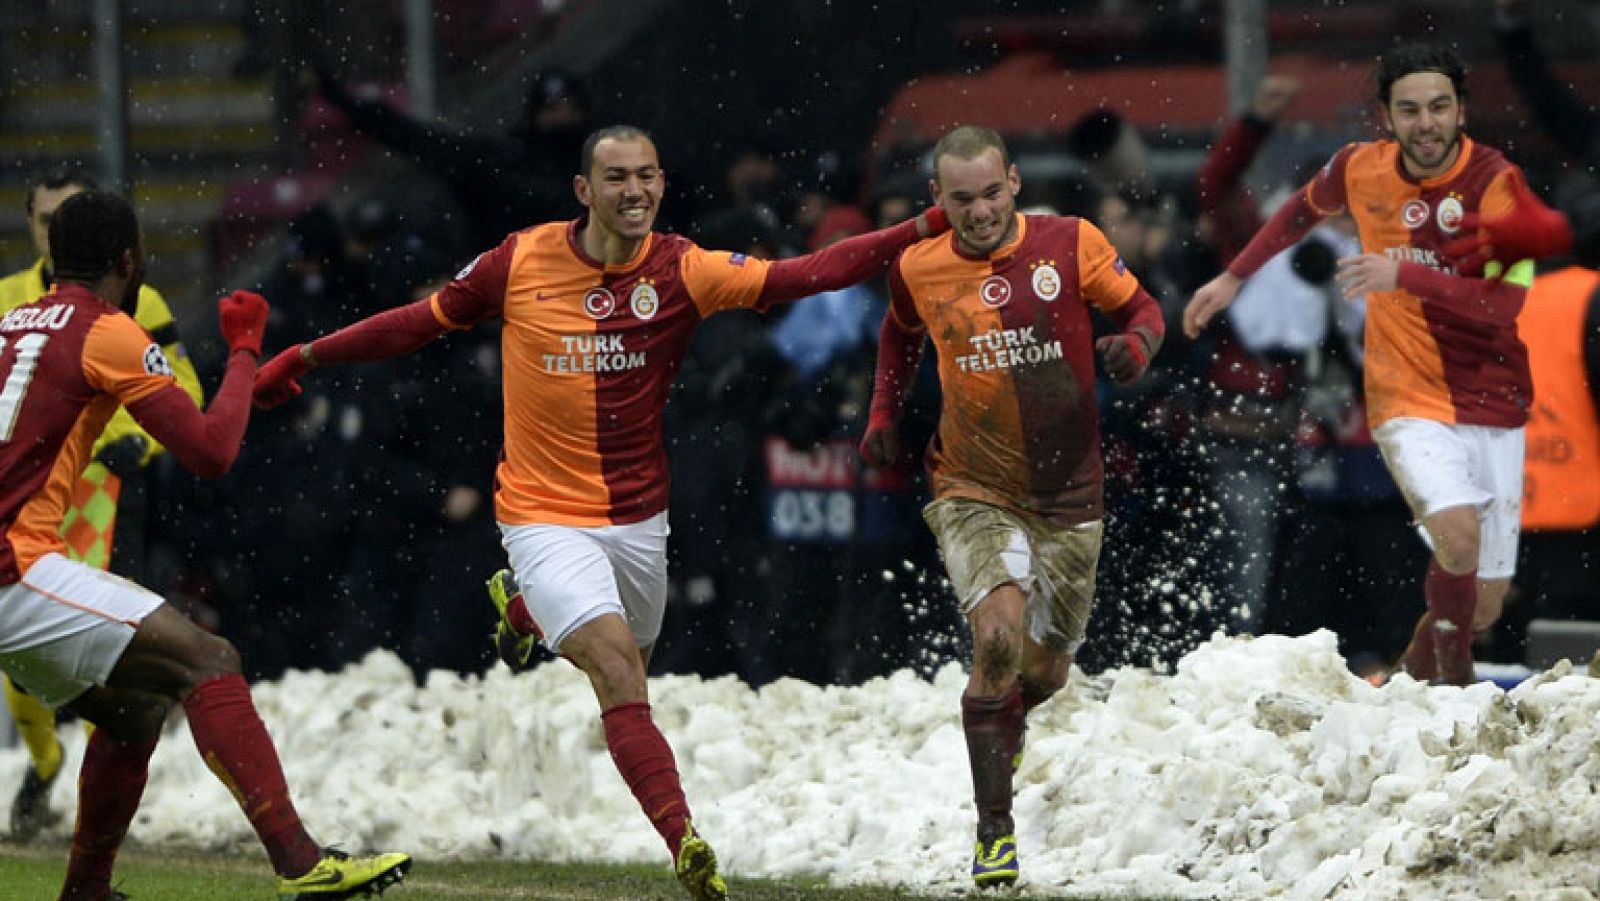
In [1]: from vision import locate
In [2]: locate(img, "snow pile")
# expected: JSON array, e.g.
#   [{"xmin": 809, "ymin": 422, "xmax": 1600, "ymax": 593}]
[{"xmin": 5, "ymin": 630, "xmax": 1600, "ymax": 899}]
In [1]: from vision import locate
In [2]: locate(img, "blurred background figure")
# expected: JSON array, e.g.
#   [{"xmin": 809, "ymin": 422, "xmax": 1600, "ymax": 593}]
[
  {"xmin": 308, "ymin": 64, "xmax": 591, "ymax": 253},
  {"xmin": 1189, "ymin": 74, "xmax": 1309, "ymax": 636},
  {"xmin": 1488, "ymin": 263, "xmax": 1600, "ymax": 662}
]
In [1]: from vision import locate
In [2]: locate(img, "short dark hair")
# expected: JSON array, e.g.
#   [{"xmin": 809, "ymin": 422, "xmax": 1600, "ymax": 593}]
[
  {"xmin": 1375, "ymin": 43, "xmax": 1467, "ymax": 106},
  {"xmin": 579, "ymin": 125, "xmax": 654, "ymax": 178},
  {"xmin": 26, "ymin": 170, "xmax": 99, "ymax": 216},
  {"xmin": 931, "ymin": 126, "xmax": 1012, "ymax": 182},
  {"xmin": 48, "ymin": 191, "xmax": 139, "ymax": 283}
]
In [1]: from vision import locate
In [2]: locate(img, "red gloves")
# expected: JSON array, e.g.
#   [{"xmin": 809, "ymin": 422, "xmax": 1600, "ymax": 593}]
[
  {"xmin": 1443, "ymin": 176, "xmax": 1574, "ymax": 274},
  {"xmin": 218, "ymin": 290, "xmax": 269, "ymax": 357},
  {"xmin": 1095, "ymin": 333, "xmax": 1151, "ymax": 384},
  {"xmin": 858, "ymin": 409, "xmax": 902, "ymax": 470},
  {"xmin": 253, "ymin": 344, "xmax": 314, "ymax": 409}
]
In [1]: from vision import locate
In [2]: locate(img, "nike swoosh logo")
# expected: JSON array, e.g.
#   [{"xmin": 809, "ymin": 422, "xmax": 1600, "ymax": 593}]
[
  {"xmin": 291, "ymin": 868, "xmax": 345, "ymax": 887},
  {"xmin": 534, "ymin": 291, "xmax": 559, "ymax": 301}
]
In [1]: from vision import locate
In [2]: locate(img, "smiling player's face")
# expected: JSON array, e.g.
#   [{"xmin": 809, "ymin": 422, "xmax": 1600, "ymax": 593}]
[
  {"xmin": 578, "ymin": 136, "xmax": 665, "ymax": 243},
  {"xmin": 1384, "ymin": 71, "xmax": 1464, "ymax": 179}
]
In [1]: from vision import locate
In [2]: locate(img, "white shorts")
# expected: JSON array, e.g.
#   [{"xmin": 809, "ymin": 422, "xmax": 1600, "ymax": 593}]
[
  {"xmin": 498, "ymin": 512, "xmax": 670, "ymax": 653},
  {"xmin": 0, "ymin": 553, "xmax": 164, "ymax": 707},
  {"xmin": 1373, "ymin": 417, "xmax": 1525, "ymax": 579}
]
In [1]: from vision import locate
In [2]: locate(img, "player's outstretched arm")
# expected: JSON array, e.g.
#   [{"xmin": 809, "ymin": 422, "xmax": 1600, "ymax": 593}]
[
  {"xmin": 253, "ymin": 294, "xmax": 456, "ymax": 409},
  {"xmin": 1182, "ymin": 271, "xmax": 1243, "ymax": 338},
  {"xmin": 125, "ymin": 290, "xmax": 267, "ymax": 478},
  {"xmin": 759, "ymin": 207, "xmax": 949, "ymax": 305},
  {"xmin": 1184, "ymin": 188, "xmax": 1325, "ymax": 338},
  {"xmin": 1444, "ymin": 175, "xmax": 1577, "ymax": 273}
]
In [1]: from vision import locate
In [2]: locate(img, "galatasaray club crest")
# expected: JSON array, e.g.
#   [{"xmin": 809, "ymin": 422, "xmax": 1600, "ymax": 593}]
[
  {"xmin": 583, "ymin": 287, "xmax": 617, "ymax": 319},
  {"xmin": 979, "ymin": 275, "xmax": 1012, "ymax": 308},
  {"xmin": 1436, "ymin": 195, "xmax": 1465, "ymax": 235},
  {"xmin": 1401, "ymin": 200, "xmax": 1429, "ymax": 230},
  {"xmin": 629, "ymin": 280, "xmax": 660, "ymax": 320},
  {"xmin": 1029, "ymin": 260, "xmax": 1060, "ymax": 302}
]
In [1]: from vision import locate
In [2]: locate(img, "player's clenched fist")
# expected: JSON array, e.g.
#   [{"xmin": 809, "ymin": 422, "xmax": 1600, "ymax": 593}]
[
  {"xmin": 1095, "ymin": 333, "xmax": 1151, "ymax": 385},
  {"xmin": 1182, "ymin": 271, "xmax": 1242, "ymax": 338},
  {"xmin": 253, "ymin": 344, "xmax": 314, "ymax": 409},
  {"xmin": 218, "ymin": 289, "xmax": 270, "ymax": 357},
  {"xmin": 858, "ymin": 417, "xmax": 901, "ymax": 470}
]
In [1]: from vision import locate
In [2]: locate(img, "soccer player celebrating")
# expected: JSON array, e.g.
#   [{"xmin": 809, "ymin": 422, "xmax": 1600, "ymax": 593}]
[
  {"xmin": 0, "ymin": 170, "xmax": 207, "ymax": 843},
  {"xmin": 0, "ymin": 191, "xmax": 410, "ymax": 900},
  {"xmin": 1185, "ymin": 44, "xmax": 1536, "ymax": 686},
  {"xmin": 252, "ymin": 124, "xmax": 947, "ymax": 901},
  {"xmin": 860, "ymin": 125, "xmax": 1164, "ymax": 888}
]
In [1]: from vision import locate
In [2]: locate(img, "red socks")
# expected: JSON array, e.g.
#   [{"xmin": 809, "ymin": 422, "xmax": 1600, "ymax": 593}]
[
  {"xmin": 1425, "ymin": 560, "xmax": 1478, "ymax": 636},
  {"xmin": 602, "ymin": 701, "xmax": 690, "ymax": 853},
  {"xmin": 58, "ymin": 730, "xmax": 157, "ymax": 900},
  {"xmin": 1425, "ymin": 560, "xmax": 1478, "ymax": 683},
  {"xmin": 961, "ymin": 682, "xmax": 1024, "ymax": 841},
  {"xmin": 1401, "ymin": 560, "xmax": 1478, "ymax": 684},
  {"xmin": 184, "ymin": 673, "xmax": 321, "ymax": 877}
]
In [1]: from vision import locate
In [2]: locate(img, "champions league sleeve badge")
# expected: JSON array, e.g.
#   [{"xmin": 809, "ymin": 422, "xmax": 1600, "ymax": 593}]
[{"xmin": 142, "ymin": 342, "xmax": 175, "ymax": 377}]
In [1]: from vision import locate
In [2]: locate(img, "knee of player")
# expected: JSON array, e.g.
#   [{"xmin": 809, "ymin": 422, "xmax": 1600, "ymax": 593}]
[
  {"xmin": 582, "ymin": 643, "xmax": 647, "ymax": 699},
  {"xmin": 99, "ymin": 696, "xmax": 170, "ymax": 744},
  {"xmin": 971, "ymin": 626, "xmax": 1021, "ymax": 678},
  {"xmin": 180, "ymin": 633, "xmax": 244, "ymax": 689},
  {"xmin": 1432, "ymin": 529, "xmax": 1481, "ymax": 571}
]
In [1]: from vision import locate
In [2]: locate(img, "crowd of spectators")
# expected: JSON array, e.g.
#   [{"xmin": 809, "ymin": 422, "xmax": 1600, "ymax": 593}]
[{"xmin": 123, "ymin": 6, "xmax": 1598, "ymax": 687}]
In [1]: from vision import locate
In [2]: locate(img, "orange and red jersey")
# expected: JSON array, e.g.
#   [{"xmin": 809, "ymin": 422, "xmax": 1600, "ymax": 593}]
[
  {"xmin": 0, "ymin": 284, "xmax": 178, "ymax": 582},
  {"xmin": 428, "ymin": 220, "xmax": 773, "ymax": 527},
  {"xmin": 885, "ymin": 214, "xmax": 1145, "ymax": 526},
  {"xmin": 1303, "ymin": 137, "xmax": 1532, "ymax": 428},
  {"xmin": 301, "ymin": 214, "xmax": 930, "ymax": 527}
]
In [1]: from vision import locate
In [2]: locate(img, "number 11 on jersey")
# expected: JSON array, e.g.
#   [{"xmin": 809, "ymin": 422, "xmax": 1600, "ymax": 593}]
[{"xmin": 0, "ymin": 333, "xmax": 50, "ymax": 442}]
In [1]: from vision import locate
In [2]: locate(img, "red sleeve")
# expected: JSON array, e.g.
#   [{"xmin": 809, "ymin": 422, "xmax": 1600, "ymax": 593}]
[
  {"xmin": 1104, "ymin": 287, "xmax": 1166, "ymax": 358},
  {"xmin": 758, "ymin": 217, "xmax": 925, "ymax": 306},
  {"xmin": 432, "ymin": 236, "xmax": 514, "ymax": 326},
  {"xmin": 1226, "ymin": 189, "xmax": 1325, "ymax": 280},
  {"xmin": 1396, "ymin": 261, "xmax": 1527, "ymax": 326},
  {"xmin": 124, "ymin": 350, "xmax": 255, "ymax": 478},
  {"xmin": 307, "ymin": 235, "xmax": 514, "ymax": 364},
  {"xmin": 307, "ymin": 296, "xmax": 451, "ymax": 364},
  {"xmin": 869, "ymin": 261, "xmax": 926, "ymax": 426},
  {"xmin": 1197, "ymin": 115, "xmax": 1271, "ymax": 216},
  {"xmin": 1303, "ymin": 144, "xmax": 1354, "ymax": 215}
]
